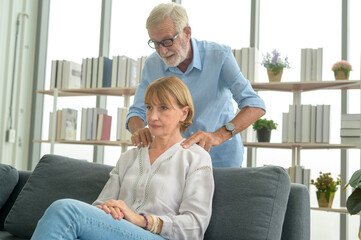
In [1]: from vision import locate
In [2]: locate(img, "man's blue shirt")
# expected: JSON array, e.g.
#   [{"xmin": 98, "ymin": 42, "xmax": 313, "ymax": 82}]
[{"xmin": 127, "ymin": 38, "xmax": 265, "ymax": 167}]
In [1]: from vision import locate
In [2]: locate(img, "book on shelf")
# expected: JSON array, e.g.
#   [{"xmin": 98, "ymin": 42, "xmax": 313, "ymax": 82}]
[
  {"xmin": 96, "ymin": 114, "xmax": 112, "ymax": 141},
  {"xmin": 282, "ymin": 112, "xmax": 288, "ymax": 143},
  {"xmin": 315, "ymin": 105, "xmax": 323, "ymax": 143},
  {"xmin": 241, "ymin": 48, "xmax": 248, "ymax": 80},
  {"xmin": 85, "ymin": 58, "xmax": 92, "ymax": 89},
  {"xmin": 135, "ymin": 56, "xmax": 147, "ymax": 86},
  {"xmin": 288, "ymin": 166, "xmax": 310, "ymax": 189},
  {"xmin": 111, "ymin": 56, "xmax": 118, "ymax": 88},
  {"xmin": 117, "ymin": 107, "xmax": 131, "ymax": 141},
  {"xmin": 126, "ymin": 57, "xmax": 137, "ymax": 87},
  {"xmin": 80, "ymin": 108, "xmax": 87, "ymax": 141},
  {"xmin": 287, "ymin": 104, "xmax": 296, "ymax": 143},
  {"xmin": 295, "ymin": 105, "xmax": 302, "ymax": 142},
  {"xmin": 310, "ymin": 105, "xmax": 317, "ymax": 143},
  {"xmin": 300, "ymin": 48, "xmax": 323, "ymax": 82},
  {"xmin": 117, "ymin": 55, "xmax": 128, "ymax": 88},
  {"xmin": 340, "ymin": 128, "xmax": 361, "ymax": 137},
  {"xmin": 97, "ymin": 56, "xmax": 112, "ymax": 88},
  {"xmin": 50, "ymin": 60, "xmax": 57, "ymax": 90},
  {"xmin": 91, "ymin": 57, "xmax": 98, "ymax": 88},
  {"xmin": 62, "ymin": 61, "xmax": 82, "ymax": 89},
  {"xmin": 301, "ymin": 104, "xmax": 312, "ymax": 143},
  {"xmin": 81, "ymin": 58, "xmax": 87, "ymax": 89},
  {"xmin": 59, "ymin": 108, "xmax": 78, "ymax": 140},
  {"xmin": 341, "ymin": 120, "xmax": 360, "ymax": 129},
  {"xmin": 56, "ymin": 110, "xmax": 62, "ymax": 140},
  {"xmin": 341, "ymin": 113, "xmax": 361, "ymax": 121},
  {"xmin": 341, "ymin": 136, "xmax": 360, "ymax": 146},
  {"xmin": 247, "ymin": 48, "xmax": 258, "ymax": 83},
  {"xmin": 322, "ymin": 105, "xmax": 330, "ymax": 143},
  {"xmin": 56, "ymin": 60, "xmax": 64, "ymax": 89},
  {"xmin": 240, "ymin": 125, "xmax": 255, "ymax": 143},
  {"xmin": 91, "ymin": 108, "xmax": 107, "ymax": 140}
]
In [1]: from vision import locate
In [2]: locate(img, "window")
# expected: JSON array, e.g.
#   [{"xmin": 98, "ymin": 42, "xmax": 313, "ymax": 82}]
[{"xmin": 41, "ymin": 0, "xmax": 102, "ymax": 161}]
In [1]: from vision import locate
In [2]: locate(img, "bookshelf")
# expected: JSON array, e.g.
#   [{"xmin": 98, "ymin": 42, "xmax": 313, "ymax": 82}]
[
  {"xmin": 247, "ymin": 79, "xmax": 361, "ymax": 217},
  {"xmin": 35, "ymin": 87, "xmax": 137, "ymax": 153},
  {"xmin": 311, "ymin": 207, "xmax": 361, "ymax": 216}
]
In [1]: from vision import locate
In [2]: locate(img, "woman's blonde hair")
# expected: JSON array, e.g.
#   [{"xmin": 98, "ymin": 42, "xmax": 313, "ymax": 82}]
[
  {"xmin": 144, "ymin": 76, "xmax": 194, "ymax": 133},
  {"xmin": 146, "ymin": 3, "xmax": 189, "ymax": 33}
]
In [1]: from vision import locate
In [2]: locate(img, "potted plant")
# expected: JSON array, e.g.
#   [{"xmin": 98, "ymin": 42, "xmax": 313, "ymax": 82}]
[
  {"xmin": 252, "ymin": 118, "xmax": 277, "ymax": 142},
  {"xmin": 332, "ymin": 60, "xmax": 352, "ymax": 80},
  {"xmin": 311, "ymin": 172, "xmax": 342, "ymax": 208},
  {"xmin": 261, "ymin": 49, "xmax": 291, "ymax": 82}
]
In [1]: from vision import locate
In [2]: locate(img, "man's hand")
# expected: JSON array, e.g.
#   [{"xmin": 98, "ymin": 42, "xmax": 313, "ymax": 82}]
[
  {"xmin": 131, "ymin": 128, "xmax": 153, "ymax": 148},
  {"xmin": 180, "ymin": 130, "xmax": 225, "ymax": 152}
]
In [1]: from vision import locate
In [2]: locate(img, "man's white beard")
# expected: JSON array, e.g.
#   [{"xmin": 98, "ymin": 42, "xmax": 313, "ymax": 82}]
[{"xmin": 159, "ymin": 39, "xmax": 189, "ymax": 67}]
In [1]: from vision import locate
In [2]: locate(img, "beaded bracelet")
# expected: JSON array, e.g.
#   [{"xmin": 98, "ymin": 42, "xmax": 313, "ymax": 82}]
[{"xmin": 139, "ymin": 213, "xmax": 148, "ymax": 230}]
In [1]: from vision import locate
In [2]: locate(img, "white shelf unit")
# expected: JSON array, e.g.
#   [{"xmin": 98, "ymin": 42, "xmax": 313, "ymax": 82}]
[
  {"xmin": 247, "ymin": 80, "xmax": 361, "ymax": 217},
  {"xmin": 35, "ymin": 87, "xmax": 136, "ymax": 153}
]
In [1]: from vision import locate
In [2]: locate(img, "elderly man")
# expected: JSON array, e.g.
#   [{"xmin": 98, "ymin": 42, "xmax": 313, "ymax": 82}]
[{"xmin": 126, "ymin": 3, "xmax": 265, "ymax": 167}]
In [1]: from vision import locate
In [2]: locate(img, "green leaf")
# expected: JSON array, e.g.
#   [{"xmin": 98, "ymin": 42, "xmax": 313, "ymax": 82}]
[
  {"xmin": 346, "ymin": 188, "xmax": 361, "ymax": 215},
  {"xmin": 349, "ymin": 169, "xmax": 361, "ymax": 188}
]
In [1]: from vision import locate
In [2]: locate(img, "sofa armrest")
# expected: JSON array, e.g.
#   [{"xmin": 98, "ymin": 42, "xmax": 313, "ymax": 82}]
[
  {"xmin": 281, "ymin": 183, "xmax": 310, "ymax": 240},
  {"xmin": 0, "ymin": 171, "xmax": 31, "ymax": 230}
]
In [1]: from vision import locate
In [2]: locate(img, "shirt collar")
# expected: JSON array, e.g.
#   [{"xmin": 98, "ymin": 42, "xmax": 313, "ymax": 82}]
[{"xmin": 161, "ymin": 38, "xmax": 202, "ymax": 73}]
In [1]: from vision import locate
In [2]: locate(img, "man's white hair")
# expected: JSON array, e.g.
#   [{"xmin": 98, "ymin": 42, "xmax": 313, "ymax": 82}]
[{"xmin": 146, "ymin": 3, "xmax": 189, "ymax": 33}]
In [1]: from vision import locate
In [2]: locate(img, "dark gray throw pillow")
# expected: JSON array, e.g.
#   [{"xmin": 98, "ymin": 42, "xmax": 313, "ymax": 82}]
[
  {"xmin": 205, "ymin": 166, "xmax": 291, "ymax": 240},
  {"xmin": 4, "ymin": 154, "xmax": 113, "ymax": 238},
  {"xmin": 0, "ymin": 164, "xmax": 19, "ymax": 209}
]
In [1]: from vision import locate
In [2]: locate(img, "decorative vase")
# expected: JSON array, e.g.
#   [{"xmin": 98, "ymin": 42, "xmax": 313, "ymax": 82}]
[
  {"xmin": 256, "ymin": 129, "xmax": 271, "ymax": 142},
  {"xmin": 317, "ymin": 191, "xmax": 335, "ymax": 208},
  {"xmin": 267, "ymin": 68, "xmax": 283, "ymax": 82},
  {"xmin": 334, "ymin": 70, "xmax": 349, "ymax": 80}
]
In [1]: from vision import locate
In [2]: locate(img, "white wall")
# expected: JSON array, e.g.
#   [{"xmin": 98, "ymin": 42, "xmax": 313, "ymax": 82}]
[{"xmin": 0, "ymin": 0, "xmax": 38, "ymax": 170}]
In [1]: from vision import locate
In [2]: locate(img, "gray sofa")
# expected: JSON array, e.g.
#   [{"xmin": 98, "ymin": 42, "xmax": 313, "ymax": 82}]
[{"xmin": 0, "ymin": 154, "xmax": 310, "ymax": 240}]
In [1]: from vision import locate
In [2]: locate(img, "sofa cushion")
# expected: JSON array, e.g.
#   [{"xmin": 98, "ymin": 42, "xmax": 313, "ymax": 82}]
[
  {"xmin": 0, "ymin": 164, "xmax": 19, "ymax": 209},
  {"xmin": 204, "ymin": 166, "xmax": 291, "ymax": 240},
  {"xmin": 4, "ymin": 154, "xmax": 113, "ymax": 238}
]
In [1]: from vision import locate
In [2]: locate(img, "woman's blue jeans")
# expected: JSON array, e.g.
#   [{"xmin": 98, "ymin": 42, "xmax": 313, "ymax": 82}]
[{"xmin": 31, "ymin": 199, "xmax": 166, "ymax": 240}]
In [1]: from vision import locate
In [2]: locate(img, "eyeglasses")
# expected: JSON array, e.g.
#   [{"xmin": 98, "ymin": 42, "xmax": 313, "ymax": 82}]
[{"xmin": 148, "ymin": 31, "xmax": 181, "ymax": 49}]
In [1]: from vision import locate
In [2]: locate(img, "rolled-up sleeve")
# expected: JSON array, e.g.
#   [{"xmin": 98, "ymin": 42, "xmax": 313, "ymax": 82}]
[{"xmin": 221, "ymin": 48, "xmax": 266, "ymax": 112}]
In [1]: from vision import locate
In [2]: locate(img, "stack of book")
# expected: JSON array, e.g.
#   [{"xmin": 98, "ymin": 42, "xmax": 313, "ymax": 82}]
[
  {"xmin": 48, "ymin": 108, "xmax": 78, "ymax": 140},
  {"xmin": 282, "ymin": 104, "xmax": 330, "ymax": 143},
  {"xmin": 340, "ymin": 113, "xmax": 360, "ymax": 146},
  {"xmin": 51, "ymin": 55, "xmax": 147, "ymax": 90},
  {"xmin": 117, "ymin": 107, "xmax": 131, "ymax": 141},
  {"xmin": 81, "ymin": 57, "xmax": 113, "ymax": 89},
  {"xmin": 50, "ymin": 61, "xmax": 82, "ymax": 90},
  {"xmin": 80, "ymin": 107, "xmax": 110, "ymax": 141},
  {"xmin": 287, "ymin": 166, "xmax": 311, "ymax": 190},
  {"xmin": 232, "ymin": 47, "xmax": 259, "ymax": 83},
  {"xmin": 300, "ymin": 48, "xmax": 323, "ymax": 82}
]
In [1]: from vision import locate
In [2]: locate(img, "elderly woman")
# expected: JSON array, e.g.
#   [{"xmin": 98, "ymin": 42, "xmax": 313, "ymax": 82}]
[{"xmin": 31, "ymin": 76, "xmax": 214, "ymax": 240}]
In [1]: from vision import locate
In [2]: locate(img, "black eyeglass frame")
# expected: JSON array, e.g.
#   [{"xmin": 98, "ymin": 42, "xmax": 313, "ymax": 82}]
[{"xmin": 147, "ymin": 30, "xmax": 182, "ymax": 49}]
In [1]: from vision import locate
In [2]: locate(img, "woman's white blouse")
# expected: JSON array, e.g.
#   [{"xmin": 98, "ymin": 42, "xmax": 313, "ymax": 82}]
[{"xmin": 93, "ymin": 141, "xmax": 214, "ymax": 240}]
